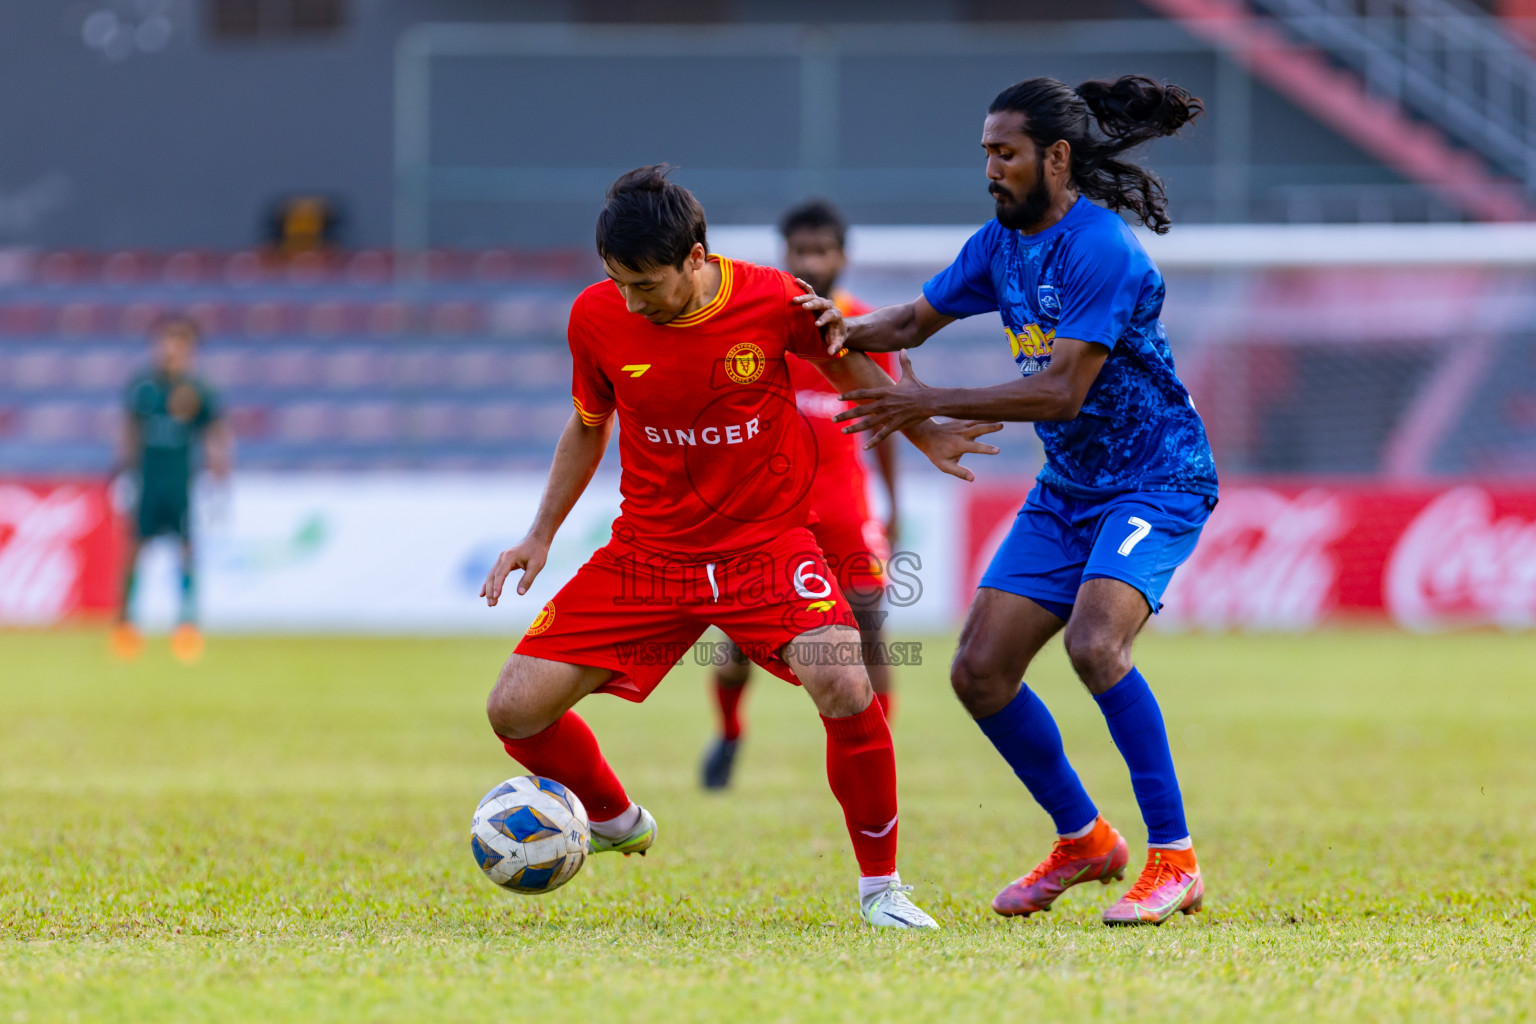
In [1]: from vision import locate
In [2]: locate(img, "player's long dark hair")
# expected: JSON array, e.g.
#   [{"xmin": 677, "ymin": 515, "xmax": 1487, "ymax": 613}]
[
  {"xmin": 597, "ymin": 164, "xmax": 708, "ymax": 270},
  {"xmin": 990, "ymin": 75, "xmax": 1202, "ymax": 234}
]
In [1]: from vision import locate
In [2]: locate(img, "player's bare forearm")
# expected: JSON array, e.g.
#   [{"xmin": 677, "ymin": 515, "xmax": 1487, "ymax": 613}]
[
  {"xmin": 484, "ymin": 412, "xmax": 613, "ymax": 605},
  {"xmin": 792, "ymin": 293, "xmax": 954, "ymax": 356},
  {"xmin": 811, "ymin": 352, "xmax": 1001, "ymax": 482},
  {"xmin": 914, "ymin": 376, "xmax": 1085, "ymax": 423},
  {"xmin": 813, "ymin": 351, "xmax": 937, "ymax": 444},
  {"xmin": 528, "ymin": 412, "xmax": 612, "ymax": 543},
  {"xmin": 812, "ymin": 352, "xmax": 921, "ymax": 446},
  {"xmin": 837, "ymin": 338, "xmax": 1110, "ymax": 447},
  {"xmin": 809, "ymin": 350, "xmax": 898, "ymax": 397},
  {"xmin": 845, "ymin": 297, "xmax": 954, "ymax": 353}
]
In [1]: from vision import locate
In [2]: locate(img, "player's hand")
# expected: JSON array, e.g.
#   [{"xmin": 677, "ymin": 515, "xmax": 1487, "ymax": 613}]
[
  {"xmin": 836, "ymin": 351, "xmax": 937, "ymax": 446},
  {"xmin": 905, "ymin": 419, "xmax": 1003, "ymax": 483},
  {"xmin": 791, "ymin": 280, "xmax": 847, "ymax": 355},
  {"xmin": 482, "ymin": 535, "xmax": 550, "ymax": 607}
]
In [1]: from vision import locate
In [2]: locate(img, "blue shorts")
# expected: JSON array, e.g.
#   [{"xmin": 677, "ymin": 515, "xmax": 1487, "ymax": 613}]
[{"xmin": 979, "ymin": 482, "xmax": 1215, "ymax": 618}]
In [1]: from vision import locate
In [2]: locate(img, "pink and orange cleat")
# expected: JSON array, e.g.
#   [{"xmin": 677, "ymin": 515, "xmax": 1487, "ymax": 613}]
[
  {"xmin": 992, "ymin": 816, "xmax": 1129, "ymax": 917},
  {"xmin": 109, "ymin": 623, "xmax": 145, "ymax": 661},
  {"xmin": 1102, "ymin": 847, "xmax": 1203, "ymax": 926},
  {"xmin": 170, "ymin": 624, "xmax": 204, "ymax": 664}
]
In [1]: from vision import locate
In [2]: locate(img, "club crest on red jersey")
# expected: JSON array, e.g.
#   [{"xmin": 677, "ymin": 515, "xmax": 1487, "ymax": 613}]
[{"xmin": 724, "ymin": 342, "xmax": 766, "ymax": 384}]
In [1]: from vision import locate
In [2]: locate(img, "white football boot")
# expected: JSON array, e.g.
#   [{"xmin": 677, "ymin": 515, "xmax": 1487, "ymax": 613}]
[
  {"xmin": 588, "ymin": 805, "xmax": 657, "ymax": 856},
  {"xmin": 860, "ymin": 882, "xmax": 940, "ymax": 929}
]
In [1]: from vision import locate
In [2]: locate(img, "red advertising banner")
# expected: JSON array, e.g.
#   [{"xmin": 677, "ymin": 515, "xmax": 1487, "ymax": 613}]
[
  {"xmin": 965, "ymin": 482, "xmax": 1536, "ymax": 630},
  {"xmin": 0, "ymin": 480, "xmax": 120, "ymax": 625}
]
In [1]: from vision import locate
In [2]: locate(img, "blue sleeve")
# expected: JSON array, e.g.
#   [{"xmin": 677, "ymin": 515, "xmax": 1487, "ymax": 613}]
[
  {"xmin": 1053, "ymin": 230, "xmax": 1148, "ymax": 349},
  {"xmin": 921, "ymin": 222, "xmax": 1001, "ymax": 319}
]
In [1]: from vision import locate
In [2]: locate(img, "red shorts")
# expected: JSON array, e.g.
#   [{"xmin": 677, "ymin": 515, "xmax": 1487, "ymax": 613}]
[
  {"xmin": 810, "ymin": 513, "xmax": 890, "ymax": 605},
  {"xmin": 514, "ymin": 526, "xmax": 859, "ymax": 702}
]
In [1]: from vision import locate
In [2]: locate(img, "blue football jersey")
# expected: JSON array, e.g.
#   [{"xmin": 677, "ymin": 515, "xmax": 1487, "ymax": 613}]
[{"xmin": 923, "ymin": 197, "xmax": 1218, "ymax": 499}]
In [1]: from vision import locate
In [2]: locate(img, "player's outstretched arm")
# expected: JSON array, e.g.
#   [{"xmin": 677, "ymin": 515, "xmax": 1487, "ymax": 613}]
[
  {"xmin": 812, "ymin": 351, "xmax": 1001, "ymax": 483},
  {"xmin": 794, "ymin": 293, "xmax": 954, "ymax": 356},
  {"xmin": 482, "ymin": 412, "xmax": 613, "ymax": 606},
  {"xmin": 836, "ymin": 338, "xmax": 1110, "ymax": 445}
]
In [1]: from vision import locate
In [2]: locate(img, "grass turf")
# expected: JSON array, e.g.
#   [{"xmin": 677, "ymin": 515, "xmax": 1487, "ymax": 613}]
[{"xmin": 1, "ymin": 628, "xmax": 1532, "ymax": 1022}]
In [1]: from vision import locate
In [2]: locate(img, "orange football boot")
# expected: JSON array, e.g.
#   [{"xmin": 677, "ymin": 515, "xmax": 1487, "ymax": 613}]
[
  {"xmin": 170, "ymin": 623, "xmax": 204, "ymax": 664},
  {"xmin": 110, "ymin": 623, "xmax": 145, "ymax": 661},
  {"xmin": 1102, "ymin": 847, "xmax": 1203, "ymax": 925},
  {"xmin": 992, "ymin": 816, "xmax": 1130, "ymax": 917}
]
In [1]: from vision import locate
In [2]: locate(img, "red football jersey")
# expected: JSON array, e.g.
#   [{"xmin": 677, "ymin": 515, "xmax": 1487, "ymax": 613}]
[
  {"xmin": 785, "ymin": 291, "xmax": 897, "ymax": 527},
  {"xmin": 570, "ymin": 256, "xmax": 831, "ymax": 554}
]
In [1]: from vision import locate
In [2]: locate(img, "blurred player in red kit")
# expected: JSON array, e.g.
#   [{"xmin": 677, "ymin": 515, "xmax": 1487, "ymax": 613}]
[
  {"xmin": 480, "ymin": 166, "xmax": 1000, "ymax": 928},
  {"xmin": 700, "ymin": 200, "xmax": 903, "ymax": 790}
]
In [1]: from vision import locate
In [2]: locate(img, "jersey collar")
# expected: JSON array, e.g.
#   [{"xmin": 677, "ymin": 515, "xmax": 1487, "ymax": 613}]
[
  {"xmin": 666, "ymin": 255, "xmax": 733, "ymax": 328},
  {"xmin": 1012, "ymin": 194, "xmax": 1089, "ymax": 247}
]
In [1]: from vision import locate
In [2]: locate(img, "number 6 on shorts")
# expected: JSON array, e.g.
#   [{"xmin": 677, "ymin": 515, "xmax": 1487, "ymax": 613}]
[{"xmin": 1118, "ymin": 516, "xmax": 1152, "ymax": 556}]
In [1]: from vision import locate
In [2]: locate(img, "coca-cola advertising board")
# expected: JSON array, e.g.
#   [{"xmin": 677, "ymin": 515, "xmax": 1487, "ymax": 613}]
[
  {"xmin": 965, "ymin": 482, "xmax": 1536, "ymax": 631},
  {"xmin": 10, "ymin": 474, "xmax": 1536, "ymax": 632},
  {"xmin": 0, "ymin": 480, "xmax": 119, "ymax": 625}
]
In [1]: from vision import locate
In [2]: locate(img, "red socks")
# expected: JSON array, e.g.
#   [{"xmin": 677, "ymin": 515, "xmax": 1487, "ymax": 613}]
[
  {"xmin": 821, "ymin": 699, "xmax": 899, "ymax": 877},
  {"xmin": 714, "ymin": 678, "xmax": 747, "ymax": 741},
  {"xmin": 497, "ymin": 711, "xmax": 631, "ymax": 822},
  {"xmin": 874, "ymin": 690, "xmax": 894, "ymax": 722}
]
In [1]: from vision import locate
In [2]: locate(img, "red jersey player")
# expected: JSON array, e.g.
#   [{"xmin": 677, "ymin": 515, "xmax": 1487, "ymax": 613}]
[
  {"xmin": 481, "ymin": 166, "xmax": 999, "ymax": 928},
  {"xmin": 701, "ymin": 200, "xmax": 902, "ymax": 790}
]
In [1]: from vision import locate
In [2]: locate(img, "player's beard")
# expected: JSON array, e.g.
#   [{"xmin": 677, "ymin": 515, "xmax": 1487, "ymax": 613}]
[{"xmin": 992, "ymin": 174, "xmax": 1053, "ymax": 232}]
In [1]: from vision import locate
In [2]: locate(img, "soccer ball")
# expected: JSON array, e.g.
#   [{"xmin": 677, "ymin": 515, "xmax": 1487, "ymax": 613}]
[{"xmin": 470, "ymin": 775, "xmax": 590, "ymax": 894}]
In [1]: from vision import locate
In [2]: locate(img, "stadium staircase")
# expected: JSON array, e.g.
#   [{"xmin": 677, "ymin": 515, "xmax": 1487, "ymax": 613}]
[{"xmin": 1142, "ymin": 0, "xmax": 1536, "ymax": 220}]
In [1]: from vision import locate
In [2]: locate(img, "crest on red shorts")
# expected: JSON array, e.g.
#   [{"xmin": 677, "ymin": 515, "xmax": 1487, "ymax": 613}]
[{"xmin": 525, "ymin": 601, "xmax": 556, "ymax": 636}]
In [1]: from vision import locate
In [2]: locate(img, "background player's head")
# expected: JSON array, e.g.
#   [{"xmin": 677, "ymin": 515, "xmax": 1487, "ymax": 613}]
[
  {"xmin": 149, "ymin": 314, "xmax": 201, "ymax": 377},
  {"xmin": 779, "ymin": 199, "xmax": 848, "ymax": 299},
  {"xmin": 597, "ymin": 164, "xmax": 710, "ymax": 325},
  {"xmin": 985, "ymin": 75, "xmax": 1202, "ymax": 235}
]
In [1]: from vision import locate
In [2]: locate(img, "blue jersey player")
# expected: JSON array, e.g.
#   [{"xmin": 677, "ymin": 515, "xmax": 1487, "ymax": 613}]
[{"xmin": 796, "ymin": 75, "xmax": 1214, "ymax": 925}]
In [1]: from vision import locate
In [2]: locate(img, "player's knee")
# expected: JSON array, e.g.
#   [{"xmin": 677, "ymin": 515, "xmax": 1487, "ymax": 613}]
[
  {"xmin": 804, "ymin": 664, "xmax": 874, "ymax": 719},
  {"xmin": 485, "ymin": 666, "xmax": 544, "ymax": 740},
  {"xmin": 949, "ymin": 647, "xmax": 1008, "ymax": 715},
  {"xmin": 1062, "ymin": 625, "xmax": 1131, "ymax": 690},
  {"xmin": 714, "ymin": 648, "xmax": 751, "ymax": 687}
]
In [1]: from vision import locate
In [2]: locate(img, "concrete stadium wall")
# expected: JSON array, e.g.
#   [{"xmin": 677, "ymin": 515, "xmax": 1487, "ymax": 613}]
[{"xmin": 0, "ymin": 4, "xmax": 1407, "ymax": 249}]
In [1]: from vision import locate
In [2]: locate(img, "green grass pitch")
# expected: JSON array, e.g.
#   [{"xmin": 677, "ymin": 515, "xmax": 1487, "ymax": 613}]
[{"xmin": 1, "ymin": 628, "xmax": 1533, "ymax": 1021}]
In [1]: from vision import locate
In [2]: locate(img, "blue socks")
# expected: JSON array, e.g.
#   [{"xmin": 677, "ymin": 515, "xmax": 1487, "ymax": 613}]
[
  {"xmin": 975, "ymin": 668, "xmax": 1190, "ymax": 846},
  {"xmin": 179, "ymin": 557, "xmax": 197, "ymax": 625},
  {"xmin": 975, "ymin": 686, "xmax": 1098, "ymax": 835},
  {"xmin": 1093, "ymin": 668, "xmax": 1188, "ymax": 845}
]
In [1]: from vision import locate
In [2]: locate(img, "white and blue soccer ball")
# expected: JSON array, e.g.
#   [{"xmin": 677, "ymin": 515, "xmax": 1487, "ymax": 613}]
[{"xmin": 470, "ymin": 775, "xmax": 590, "ymax": 894}]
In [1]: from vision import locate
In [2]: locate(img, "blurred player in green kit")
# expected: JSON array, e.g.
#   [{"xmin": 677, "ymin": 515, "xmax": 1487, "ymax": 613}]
[{"xmin": 111, "ymin": 315, "xmax": 232, "ymax": 662}]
